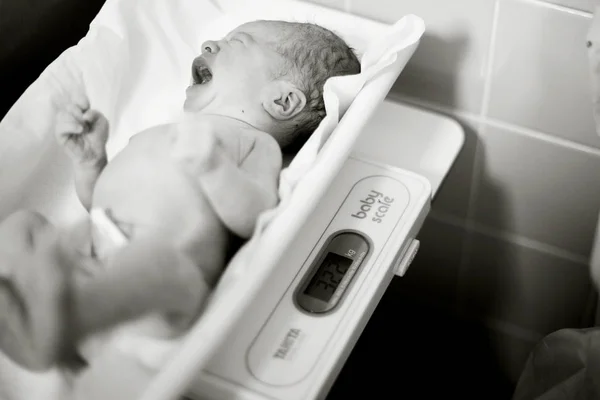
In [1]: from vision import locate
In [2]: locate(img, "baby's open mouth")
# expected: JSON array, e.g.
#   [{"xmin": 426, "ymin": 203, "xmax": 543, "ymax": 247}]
[{"xmin": 192, "ymin": 58, "xmax": 213, "ymax": 85}]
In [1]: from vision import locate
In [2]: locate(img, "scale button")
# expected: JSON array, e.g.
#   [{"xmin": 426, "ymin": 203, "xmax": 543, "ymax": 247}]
[{"xmin": 394, "ymin": 239, "xmax": 420, "ymax": 277}]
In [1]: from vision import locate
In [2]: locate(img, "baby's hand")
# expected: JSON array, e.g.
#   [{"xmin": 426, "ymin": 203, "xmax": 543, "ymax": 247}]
[
  {"xmin": 171, "ymin": 120, "xmax": 220, "ymax": 176},
  {"xmin": 56, "ymin": 105, "xmax": 109, "ymax": 167}
]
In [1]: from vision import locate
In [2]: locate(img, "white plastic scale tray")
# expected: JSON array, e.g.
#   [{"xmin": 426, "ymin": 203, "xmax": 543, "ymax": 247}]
[{"xmin": 181, "ymin": 100, "xmax": 464, "ymax": 400}]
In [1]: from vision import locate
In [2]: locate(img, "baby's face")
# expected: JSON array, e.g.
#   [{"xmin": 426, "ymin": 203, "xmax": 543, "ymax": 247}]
[{"xmin": 184, "ymin": 21, "xmax": 287, "ymax": 114}]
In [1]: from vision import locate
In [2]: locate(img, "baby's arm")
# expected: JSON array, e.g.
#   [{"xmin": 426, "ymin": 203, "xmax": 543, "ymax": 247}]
[
  {"xmin": 56, "ymin": 105, "xmax": 109, "ymax": 210},
  {"xmin": 198, "ymin": 135, "xmax": 281, "ymax": 239},
  {"xmin": 173, "ymin": 130, "xmax": 281, "ymax": 239}
]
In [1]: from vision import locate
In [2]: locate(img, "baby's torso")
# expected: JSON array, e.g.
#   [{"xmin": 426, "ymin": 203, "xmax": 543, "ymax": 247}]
[
  {"xmin": 80, "ymin": 117, "xmax": 274, "ymax": 364},
  {"xmin": 91, "ymin": 118, "xmax": 259, "ymax": 276}
]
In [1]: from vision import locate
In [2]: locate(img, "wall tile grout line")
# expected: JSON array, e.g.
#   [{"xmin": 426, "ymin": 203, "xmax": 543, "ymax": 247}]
[
  {"xmin": 480, "ymin": 1, "xmax": 503, "ymax": 121},
  {"xmin": 485, "ymin": 117, "xmax": 600, "ymax": 157},
  {"xmin": 521, "ymin": 0, "xmax": 593, "ymax": 17},
  {"xmin": 455, "ymin": 0, "xmax": 503, "ymax": 314},
  {"xmin": 429, "ymin": 209, "xmax": 591, "ymax": 266},
  {"xmin": 401, "ymin": 291, "xmax": 545, "ymax": 342},
  {"xmin": 387, "ymin": 94, "xmax": 600, "ymax": 158},
  {"xmin": 344, "ymin": 0, "xmax": 351, "ymax": 13},
  {"xmin": 386, "ymin": 92, "xmax": 480, "ymax": 123}
]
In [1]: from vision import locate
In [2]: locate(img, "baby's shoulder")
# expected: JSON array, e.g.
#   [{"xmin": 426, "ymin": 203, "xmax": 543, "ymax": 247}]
[
  {"xmin": 128, "ymin": 123, "xmax": 176, "ymax": 146},
  {"xmin": 215, "ymin": 127, "xmax": 278, "ymax": 165},
  {"xmin": 239, "ymin": 130, "xmax": 281, "ymax": 161}
]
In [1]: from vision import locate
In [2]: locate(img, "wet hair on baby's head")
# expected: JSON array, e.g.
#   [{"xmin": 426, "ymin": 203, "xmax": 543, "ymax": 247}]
[{"xmin": 274, "ymin": 21, "xmax": 361, "ymax": 149}]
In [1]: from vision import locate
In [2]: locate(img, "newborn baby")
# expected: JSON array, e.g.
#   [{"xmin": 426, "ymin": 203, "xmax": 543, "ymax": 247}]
[{"xmin": 0, "ymin": 20, "xmax": 360, "ymax": 370}]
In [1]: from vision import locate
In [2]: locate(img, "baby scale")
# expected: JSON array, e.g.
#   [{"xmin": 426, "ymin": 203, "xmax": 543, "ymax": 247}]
[{"xmin": 179, "ymin": 100, "xmax": 465, "ymax": 400}]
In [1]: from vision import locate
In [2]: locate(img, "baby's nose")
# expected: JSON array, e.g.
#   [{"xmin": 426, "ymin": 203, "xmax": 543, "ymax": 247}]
[{"xmin": 201, "ymin": 40, "xmax": 219, "ymax": 54}]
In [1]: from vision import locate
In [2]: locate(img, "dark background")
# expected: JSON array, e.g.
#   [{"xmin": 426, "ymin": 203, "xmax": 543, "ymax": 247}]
[{"xmin": 0, "ymin": 0, "xmax": 106, "ymax": 117}]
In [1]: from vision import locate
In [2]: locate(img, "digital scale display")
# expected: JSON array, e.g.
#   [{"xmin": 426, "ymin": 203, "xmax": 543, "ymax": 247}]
[
  {"xmin": 296, "ymin": 231, "xmax": 370, "ymax": 314},
  {"xmin": 303, "ymin": 253, "xmax": 353, "ymax": 302}
]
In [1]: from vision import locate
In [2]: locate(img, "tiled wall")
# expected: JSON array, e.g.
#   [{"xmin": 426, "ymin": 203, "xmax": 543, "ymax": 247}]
[{"xmin": 309, "ymin": 0, "xmax": 600, "ymax": 386}]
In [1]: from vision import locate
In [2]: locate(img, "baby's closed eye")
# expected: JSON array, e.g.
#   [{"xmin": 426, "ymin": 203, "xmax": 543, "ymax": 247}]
[{"xmin": 226, "ymin": 32, "xmax": 250, "ymax": 45}]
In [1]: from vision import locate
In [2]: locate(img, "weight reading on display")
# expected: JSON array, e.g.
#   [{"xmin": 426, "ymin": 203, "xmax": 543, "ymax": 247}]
[
  {"xmin": 303, "ymin": 253, "xmax": 353, "ymax": 302},
  {"xmin": 296, "ymin": 231, "xmax": 370, "ymax": 314}
]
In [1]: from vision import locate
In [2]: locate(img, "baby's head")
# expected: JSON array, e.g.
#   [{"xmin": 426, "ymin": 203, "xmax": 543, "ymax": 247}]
[{"xmin": 184, "ymin": 20, "xmax": 360, "ymax": 149}]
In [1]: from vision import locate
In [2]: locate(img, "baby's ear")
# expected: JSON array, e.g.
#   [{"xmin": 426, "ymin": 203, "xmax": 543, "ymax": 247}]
[{"xmin": 261, "ymin": 80, "xmax": 306, "ymax": 121}]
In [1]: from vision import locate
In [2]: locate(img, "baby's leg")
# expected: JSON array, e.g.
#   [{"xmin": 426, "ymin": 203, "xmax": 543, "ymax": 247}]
[
  {"xmin": 74, "ymin": 237, "xmax": 210, "ymax": 339},
  {"xmin": 0, "ymin": 210, "xmax": 77, "ymax": 371},
  {"xmin": 0, "ymin": 211, "xmax": 209, "ymax": 371}
]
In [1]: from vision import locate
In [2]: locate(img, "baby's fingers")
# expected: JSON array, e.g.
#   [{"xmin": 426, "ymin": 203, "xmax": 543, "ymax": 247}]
[
  {"xmin": 66, "ymin": 104, "xmax": 86, "ymax": 123},
  {"xmin": 82, "ymin": 109, "xmax": 102, "ymax": 123},
  {"xmin": 82, "ymin": 109, "xmax": 109, "ymax": 143},
  {"xmin": 57, "ymin": 107, "xmax": 84, "ymax": 130},
  {"xmin": 57, "ymin": 122, "xmax": 84, "ymax": 137},
  {"xmin": 55, "ymin": 120, "xmax": 84, "ymax": 145},
  {"xmin": 83, "ymin": 109, "xmax": 108, "ymax": 129},
  {"xmin": 69, "ymin": 88, "xmax": 90, "ymax": 114}
]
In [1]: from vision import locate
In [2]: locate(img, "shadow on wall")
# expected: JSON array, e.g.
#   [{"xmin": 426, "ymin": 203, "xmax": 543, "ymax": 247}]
[
  {"xmin": 391, "ymin": 30, "xmax": 470, "ymax": 109},
  {"xmin": 457, "ymin": 141, "xmax": 515, "ymax": 331},
  {"xmin": 328, "ymin": 292, "xmax": 516, "ymax": 400},
  {"xmin": 392, "ymin": 30, "xmax": 521, "ymax": 356}
]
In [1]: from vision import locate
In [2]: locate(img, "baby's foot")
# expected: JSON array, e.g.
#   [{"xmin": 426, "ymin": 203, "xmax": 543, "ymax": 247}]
[{"xmin": 0, "ymin": 212, "xmax": 78, "ymax": 371}]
